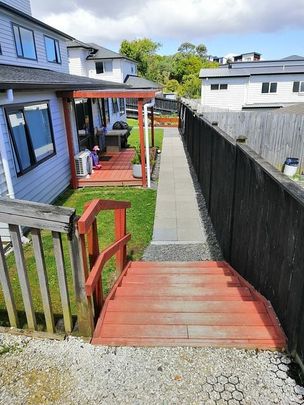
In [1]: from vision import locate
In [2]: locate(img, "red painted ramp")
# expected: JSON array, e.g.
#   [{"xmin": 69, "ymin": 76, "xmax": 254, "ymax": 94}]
[{"xmin": 92, "ymin": 261, "xmax": 286, "ymax": 349}]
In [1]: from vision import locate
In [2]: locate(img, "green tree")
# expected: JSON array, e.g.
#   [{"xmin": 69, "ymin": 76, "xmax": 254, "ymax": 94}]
[
  {"xmin": 196, "ymin": 43, "xmax": 207, "ymax": 58},
  {"xmin": 177, "ymin": 42, "xmax": 196, "ymax": 55},
  {"xmin": 119, "ymin": 38, "xmax": 161, "ymax": 76}
]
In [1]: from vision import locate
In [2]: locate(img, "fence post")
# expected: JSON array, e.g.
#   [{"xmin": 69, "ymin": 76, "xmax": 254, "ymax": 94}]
[
  {"xmin": 68, "ymin": 227, "xmax": 94, "ymax": 337},
  {"xmin": 115, "ymin": 208, "xmax": 127, "ymax": 275},
  {"xmin": 87, "ymin": 218, "xmax": 102, "ymax": 312}
]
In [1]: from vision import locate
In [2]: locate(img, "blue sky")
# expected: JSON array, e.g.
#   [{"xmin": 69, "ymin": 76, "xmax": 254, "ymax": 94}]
[
  {"xmin": 158, "ymin": 29, "xmax": 304, "ymax": 59},
  {"xmin": 31, "ymin": 0, "xmax": 304, "ymax": 61}
]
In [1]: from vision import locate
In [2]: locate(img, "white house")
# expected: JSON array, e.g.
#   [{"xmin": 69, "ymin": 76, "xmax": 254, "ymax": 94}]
[
  {"xmin": 207, "ymin": 52, "xmax": 261, "ymax": 65},
  {"xmin": 0, "ymin": 0, "xmax": 127, "ymax": 239},
  {"xmin": 200, "ymin": 55, "xmax": 304, "ymax": 111},
  {"xmin": 67, "ymin": 40, "xmax": 139, "ymax": 129}
]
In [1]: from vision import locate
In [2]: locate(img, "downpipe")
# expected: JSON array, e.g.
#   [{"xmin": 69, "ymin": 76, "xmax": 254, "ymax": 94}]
[{"xmin": 143, "ymin": 99, "xmax": 155, "ymax": 188}]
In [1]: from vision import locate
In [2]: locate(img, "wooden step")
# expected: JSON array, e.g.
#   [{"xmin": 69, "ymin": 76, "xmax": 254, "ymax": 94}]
[
  {"xmin": 128, "ymin": 267, "xmax": 232, "ymax": 275},
  {"xmin": 115, "ymin": 285, "xmax": 252, "ymax": 298},
  {"xmin": 103, "ymin": 311, "xmax": 273, "ymax": 326},
  {"xmin": 129, "ymin": 261, "xmax": 227, "ymax": 268},
  {"xmin": 99, "ymin": 324, "xmax": 280, "ymax": 340},
  {"xmin": 123, "ymin": 274, "xmax": 239, "ymax": 284},
  {"xmin": 107, "ymin": 300, "xmax": 266, "ymax": 313}
]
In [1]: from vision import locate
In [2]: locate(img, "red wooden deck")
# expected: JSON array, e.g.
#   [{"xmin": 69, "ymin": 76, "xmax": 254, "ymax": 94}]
[
  {"xmin": 77, "ymin": 149, "xmax": 142, "ymax": 187},
  {"xmin": 92, "ymin": 261, "xmax": 286, "ymax": 349}
]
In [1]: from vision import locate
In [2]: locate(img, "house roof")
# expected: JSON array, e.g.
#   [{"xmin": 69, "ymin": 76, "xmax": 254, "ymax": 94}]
[
  {"xmin": 0, "ymin": 64, "xmax": 129, "ymax": 90},
  {"xmin": 66, "ymin": 39, "xmax": 94, "ymax": 50},
  {"xmin": 86, "ymin": 43, "xmax": 137, "ymax": 63},
  {"xmin": 273, "ymin": 103, "xmax": 304, "ymax": 114},
  {"xmin": 124, "ymin": 75, "xmax": 162, "ymax": 90},
  {"xmin": 0, "ymin": 1, "xmax": 74, "ymax": 40},
  {"xmin": 281, "ymin": 55, "xmax": 304, "ymax": 61},
  {"xmin": 200, "ymin": 64, "xmax": 304, "ymax": 79}
]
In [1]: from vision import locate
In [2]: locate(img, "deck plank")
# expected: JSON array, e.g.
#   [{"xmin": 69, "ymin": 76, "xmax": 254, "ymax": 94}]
[{"xmin": 93, "ymin": 261, "xmax": 286, "ymax": 350}]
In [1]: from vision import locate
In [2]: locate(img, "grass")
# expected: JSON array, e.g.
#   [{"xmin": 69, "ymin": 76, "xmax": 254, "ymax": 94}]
[
  {"xmin": 127, "ymin": 119, "xmax": 164, "ymax": 150},
  {"xmin": 0, "ymin": 187, "xmax": 157, "ymax": 329}
]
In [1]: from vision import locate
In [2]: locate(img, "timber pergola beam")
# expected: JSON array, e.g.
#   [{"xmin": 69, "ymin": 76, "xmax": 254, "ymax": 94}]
[{"xmin": 57, "ymin": 88, "xmax": 158, "ymax": 189}]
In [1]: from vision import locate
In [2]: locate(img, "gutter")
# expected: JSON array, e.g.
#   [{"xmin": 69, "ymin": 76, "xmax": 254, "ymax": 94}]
[{"xmin": 143, "ymin": 99, "xmax": 155, "ymax": 188}]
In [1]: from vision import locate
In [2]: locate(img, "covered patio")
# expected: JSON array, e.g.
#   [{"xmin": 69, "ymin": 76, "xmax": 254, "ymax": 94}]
[{"xmin": 57, "ymin": 89, "xmax": 158, "ymax": 188}]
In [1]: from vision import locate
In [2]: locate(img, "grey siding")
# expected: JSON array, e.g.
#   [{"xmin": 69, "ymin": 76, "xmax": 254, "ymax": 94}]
[
  {"xmin": 0, "ymin": 10, "xmax": 69, "ymax": 72},
  {"xmin": 0, "ymin": 91, "xmax": 71, "ymax": 205},
  {"xmin": 1, "ymin": 0, "xmax": 31, "ymax": 15}
]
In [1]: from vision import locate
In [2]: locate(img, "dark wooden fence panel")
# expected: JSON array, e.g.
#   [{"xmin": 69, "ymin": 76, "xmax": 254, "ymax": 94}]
[
  {"xmin": 180, "ymin": 102, "xmax": 304, "ymax": 368},
  {"xmin": 126, "ymin": 96, "xmax": 178, "ymax": 116},
  {"xmin": 209, "ymin": 127, "xmax": 236, "ymax": 259}
]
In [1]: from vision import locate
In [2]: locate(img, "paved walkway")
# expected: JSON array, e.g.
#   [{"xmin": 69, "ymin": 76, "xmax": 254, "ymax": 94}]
[{"xmin": 152, "ymin": 128, "xmax": 205, "ymax": 244}]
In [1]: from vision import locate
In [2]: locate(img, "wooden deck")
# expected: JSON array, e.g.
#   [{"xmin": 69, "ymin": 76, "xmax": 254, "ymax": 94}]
[
  {"xmin": 77, "ymin": 149, "xmax": 142, "ymax": 187},
  {"xmin": 92, "ymin": 261, "xmax": 286, "ymax": 349}
]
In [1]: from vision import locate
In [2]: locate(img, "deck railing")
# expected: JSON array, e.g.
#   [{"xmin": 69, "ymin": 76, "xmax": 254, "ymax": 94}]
[
  {"xmin": 77, "ymin": 199, "xmax": 131, "ymax": 318},
  {"xmin": 0, "ymin": 198, "xmax": 93, "ymax": 336}
]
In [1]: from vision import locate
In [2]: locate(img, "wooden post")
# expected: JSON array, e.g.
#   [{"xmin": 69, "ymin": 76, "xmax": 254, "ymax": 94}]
[
  {"xmin": 31, "ymin": 229, "xmax": 55, "ymax": 333},
  {"xmin": 62, "ymin": 98, "xmax": 78, "ymax": 189},
  {"xmin": 9, "ymin": 224, "xmax": 36, "ymax": 330},
  {"xmin": 52, "ymin": 231, "xmax": 73, "ymax": 333},
  {"xmin": 68, "ymin": 228, "xmax": 94, "ymax": 337},
  {"xmin": 87, "ymin": 219, "xmax": 103, "ymax": 314},
  {"xmin": 150, "ymin": 106, "xmax": 155, "ymax": 147},
  {"xmin": 137, "ymin": 99, "xmax": 147, "ymax": 187},
  {"xmin": 0, "ymin": 236, "xmax": 19, "ymax": 328},
  {"xmin": 114, "ymin": 208, "xmax": 127, "ymax": 275}
]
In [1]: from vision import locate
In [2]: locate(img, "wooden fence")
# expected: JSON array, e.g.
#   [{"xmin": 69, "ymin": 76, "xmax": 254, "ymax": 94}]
[
  {"xmin": 126, "ymin": 96, "xmax": 178, "ymax": 116},
  {"xmin": 0, "ymin": 197, "xmax": 131, "ymax": 339},
  {"xmin": 200, "ymin": 110, "xmax": 304, "ymax": 171},
  {"xmin": 0, "ymin": 198, "xmax": 93, "ymax": 336},
  {"xmin": 180, "ymin": 102, "xmax": 304, "ymax": 369}
]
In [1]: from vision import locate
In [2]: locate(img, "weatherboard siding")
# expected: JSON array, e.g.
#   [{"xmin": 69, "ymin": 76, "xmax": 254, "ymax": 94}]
[
  {"xmin": 246, "ymin": 74, "xmax": 304, "ymax": 105},
  {"xmin": 0, "ymin": 10, "xmax": 69, "ymax": 72},
  {"xmin": 1, "ymin": 0, "xmax": 31, "ymax": 15},
  {"xmin": 0, "ymin": 91, "xmax": 71, "ymax": 205},
  {"xmin": 68, "ymin": 48, "xmax": 89, "ymax": 77},
  {"xmin": 201, "ymin": 77, "xmax": 247, "ymax": 111},
  {"xmin": 86, "ymin": 59, "xmax": 123, "ymax": 83}
]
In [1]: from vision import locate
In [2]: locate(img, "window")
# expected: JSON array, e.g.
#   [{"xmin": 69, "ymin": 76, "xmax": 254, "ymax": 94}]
[
  {"xmin": 44, "ymin": 36, "xmax": 61, "ymax": 63},
  {"xmin": 95, "ymin": 62, "xmax": 104, "ymax": 74},
  {"xmin": 112, "ymin": 98, "xmax": 119, "ymax": 113},
  {"xmin": 119, "ymin": 98, "xmax": 125, "ymax": 115},
  {"xmin": 6, "ymin": 103, "xmax": 55, "ymax": 176},
  {"xmin": 0, "ymin": 44, "xmax": 2, "ymax": 55},
  {"xmin": 293, "ymin": 81, "xmax": 304, "ymax": 93},
  {"xmin": 95, "ymin": 60, "xmax": 113, "ymax": 74},
  {"xmin": 261, "ymin": 82, "xmax": 277, "ymax": 93},
  {"xmin": 12, "ymin": 24, "xmax": 37, "ymax": 60},
  {"xmin": 211, "ymin": 84, "xmax": 228, "ymax": 90}
]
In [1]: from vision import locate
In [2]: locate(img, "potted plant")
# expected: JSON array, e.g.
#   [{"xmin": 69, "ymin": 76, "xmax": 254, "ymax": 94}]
[{"xmin": 131, "ymin": 147, "xmax": 142, "ymax": 178}]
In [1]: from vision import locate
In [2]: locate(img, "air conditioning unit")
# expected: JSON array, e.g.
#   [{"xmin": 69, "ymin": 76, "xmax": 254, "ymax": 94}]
[{"xmin": 74, "ymin": 151, "xmax": 92, "ymax": 177}]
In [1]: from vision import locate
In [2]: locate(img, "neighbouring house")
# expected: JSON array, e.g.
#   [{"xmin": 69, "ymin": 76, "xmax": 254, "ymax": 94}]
[
  {"xmin": 0, "ymin": 0, "xmax": 157, "ymax": 239},
  {"xmin": 67, "ymin": 40, "xmax": 139, "ymax": 129},
  {"xmin": 207, "ymin": 52, "xmax": 261, "ymax": 65},
  {"xmin": 200, "ymin": 55, "xmax": 304, "ymax": 111}
]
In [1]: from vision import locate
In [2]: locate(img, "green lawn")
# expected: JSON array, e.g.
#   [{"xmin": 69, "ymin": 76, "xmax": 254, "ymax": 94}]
[
  {"xmin": 127, "ymin": 119, "xmax": 164, "ymax": 150},
  {"xmin": 0, "ymin": 187, "xmax": 157, "ymax": 329}
]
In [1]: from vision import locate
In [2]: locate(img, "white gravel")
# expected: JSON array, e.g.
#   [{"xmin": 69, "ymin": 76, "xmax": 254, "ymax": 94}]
[{"xmin": 0, "ymin": 333, "xmax": 303, "ymax": 405}]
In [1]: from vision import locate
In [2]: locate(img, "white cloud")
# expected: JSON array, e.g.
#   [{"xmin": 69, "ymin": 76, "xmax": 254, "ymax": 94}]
[{"xmin": 31, "ymin": 0, "xmax": 304, "ymax": 47}]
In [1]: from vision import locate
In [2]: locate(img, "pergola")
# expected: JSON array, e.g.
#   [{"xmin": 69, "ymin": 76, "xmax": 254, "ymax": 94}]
[{"xmin": 57, "ymin": 89, "xmax": 158, "ymax": 188}]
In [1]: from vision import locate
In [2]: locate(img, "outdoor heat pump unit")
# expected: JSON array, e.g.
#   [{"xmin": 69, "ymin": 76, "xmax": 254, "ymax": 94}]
[{"xmin": 74, "ymin": 151, "xmax": 92, "ymax": 177}]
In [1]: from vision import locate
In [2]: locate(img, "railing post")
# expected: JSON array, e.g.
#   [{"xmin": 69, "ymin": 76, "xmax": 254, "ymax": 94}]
[
  {"xmin": 115, "ymin": 208, "xmax": 127, "ymax": 275},
  {"xmin": 68, "ymin": 227, "xmax": 94, "ymax": 337},
  {"xmin": 87, "ymin": 218, "xmax": 103, "ymax": 315}
]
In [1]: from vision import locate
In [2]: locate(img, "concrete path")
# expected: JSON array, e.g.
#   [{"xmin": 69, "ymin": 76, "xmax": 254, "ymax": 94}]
[{"xmin": 152, "ymin": 128, "xmax": 205, "ymax": 244}]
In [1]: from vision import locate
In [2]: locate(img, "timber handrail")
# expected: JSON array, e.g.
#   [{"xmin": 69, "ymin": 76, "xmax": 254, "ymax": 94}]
[
  {"xmin": 85, "ymin": 233, "xmax": 131, "ymax": 296},
  {"xmin": 77, "ymin": 199, "xmax": 131, "ymax": 317}
]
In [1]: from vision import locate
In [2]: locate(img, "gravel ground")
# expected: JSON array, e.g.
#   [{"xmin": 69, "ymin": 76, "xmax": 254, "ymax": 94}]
[{"xmin": 0, "ymin": 333, "xmax": 303, "ymax": 405}]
